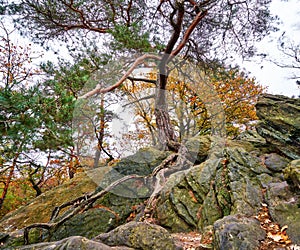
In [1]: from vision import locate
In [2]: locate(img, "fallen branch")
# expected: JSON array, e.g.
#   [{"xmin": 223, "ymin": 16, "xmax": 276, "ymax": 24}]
[
  {"xmin": 24, "ymin": 174, "xmax": 141, "ymax": 245},
  {"xmin": 78, "ymin": 54, "xmax": 161, "ymax": 99}
]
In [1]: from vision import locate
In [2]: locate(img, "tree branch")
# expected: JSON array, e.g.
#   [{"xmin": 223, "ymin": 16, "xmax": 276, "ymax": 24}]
[
  {"xmin": 127, "ymin": 76, "xmax": 157, "ymax": 84},
  {"xmin": 78, "ymin": 54, "xmax": 161, "ymax": 99},
  {"xmin": 122, "ymin": 94, "xmax": 155, "ymax": 108},
  {"xmin": 0, "ymin": 165, "xmax": 11, "ymax": 175},
  {"xmin": 171, "ymin": 9, "xmax": 208, "ymax": 57},
  {"xmin": 164, "ymin": 1, "xmax": 185, "ymax": 55}
]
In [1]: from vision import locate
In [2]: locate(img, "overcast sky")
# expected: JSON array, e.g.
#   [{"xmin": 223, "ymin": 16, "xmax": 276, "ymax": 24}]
[{"xmin": 238, "ymin": 0, "xmax": 300, "ymax": 97}]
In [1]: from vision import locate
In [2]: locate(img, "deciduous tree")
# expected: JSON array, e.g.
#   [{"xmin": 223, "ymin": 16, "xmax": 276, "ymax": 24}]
[{"xmin": 122, "ymin": 64, "xmax": 265, "ymax": 145}]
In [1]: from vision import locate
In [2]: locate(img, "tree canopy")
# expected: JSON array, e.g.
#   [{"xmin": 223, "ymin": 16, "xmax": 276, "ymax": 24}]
[{"xmin": 11, "ymin": 0, "xmax": 277, "ymax": 58}]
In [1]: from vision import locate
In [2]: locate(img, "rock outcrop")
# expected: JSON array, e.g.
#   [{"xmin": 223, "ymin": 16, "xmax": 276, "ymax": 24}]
[
  {"xmin": 0, "ymin": 94, "xmax": 299, "ymax": 250},
  {"xmin": 0, "ymin": 172, "xmax": 98, "ymax": 232},
  {"xmin": 154, "ymin": 140, "xmax": 298, "ymax": 249},
  {"xmin": 95, "ymin": 221, "xmax": 178, "ymax": 250},
  {"xmin": 256, "ymin": 94, "xmax": 300, "ymax": 159}
]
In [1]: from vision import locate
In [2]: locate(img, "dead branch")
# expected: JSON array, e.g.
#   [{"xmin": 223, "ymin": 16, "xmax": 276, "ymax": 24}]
[
  {"xmin": 78, "ymin": 54, "xmax": 161, "ymax": 99},
  {"xmin": 50, "ymin": 192, "xmax": 92, "ymax": 221},
  {"xmin": 23, "ymin": 174, "xmax": 140, "ymax": 245}
]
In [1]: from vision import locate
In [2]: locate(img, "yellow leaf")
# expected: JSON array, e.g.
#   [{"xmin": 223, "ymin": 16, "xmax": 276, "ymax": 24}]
[{"xmin": 267, "ymin": 232, "xmax": 283, "ymax": 242}]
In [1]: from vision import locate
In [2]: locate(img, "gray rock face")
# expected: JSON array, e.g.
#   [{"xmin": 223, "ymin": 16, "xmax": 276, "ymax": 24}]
[
  {"xmin": 255, "ymin": 94, "xmax": 300, "ymax": 159},
  {"xmin": 95, "ymin": 147, "xmax": 171, "ymax": 198},
  {"xmin": 49, "ymin": 208, "xmax": 117, "ymax": 241},
  {"xmin": 155, "ymin": 138, "xmax": 300, "ymax": 248},
  {"xmin": 263, "ymin": 153, "xmax": 290, "ymax": 172},
  {"xmin": 113, "ymin": 147, "xmax": 171, "ymax": 176}
]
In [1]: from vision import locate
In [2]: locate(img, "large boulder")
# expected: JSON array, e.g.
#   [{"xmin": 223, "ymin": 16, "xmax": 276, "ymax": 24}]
[
  {"xmin": 13, "ymin": 222, "xmax": 180, "ymax": 250},
  {"xmin": 111, "ymin": 147, "xmax": 171, "ymax": 176},
  {"xmin": 93, "ymin": 147, "xmax": 171, "ymax": 198},
  {"xmin": 94, "ymin": 221, "xmax": 178, "ymax": 250},
  {"xmin": 213, "ymin": 215, "xmax": 265, "ymax": 250},
  {"xmin": 255, "ymin": 94, "xmax": 300, "ymax": 159}
]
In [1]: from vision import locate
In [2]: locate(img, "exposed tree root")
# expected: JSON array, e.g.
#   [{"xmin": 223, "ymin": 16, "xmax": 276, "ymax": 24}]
[
  {"xmin": 23, "ymin": 142, "xmax": 192, "ymax": 245},
  {"xmin": 23, "ymin": 174, "xmax": 140, "ymax": 245},
  {"xmin": 144, "ymin": 144, "xmax": 193, "ymax": 217}
]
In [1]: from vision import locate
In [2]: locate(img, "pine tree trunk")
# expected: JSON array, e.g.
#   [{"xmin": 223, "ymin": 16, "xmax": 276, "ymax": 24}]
[{"xmin": 155, "ymin": 70, "xmax": 178, "ymax": 151}]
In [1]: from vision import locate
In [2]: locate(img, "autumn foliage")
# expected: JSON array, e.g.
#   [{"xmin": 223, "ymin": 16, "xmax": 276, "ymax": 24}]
[
  {"xmin": 123, "ymin": 64, "xmax": 265, "ymax": 144},
  {"xmin": 195, "ymin": 66, "xmax": 265, "ymax": 136}
]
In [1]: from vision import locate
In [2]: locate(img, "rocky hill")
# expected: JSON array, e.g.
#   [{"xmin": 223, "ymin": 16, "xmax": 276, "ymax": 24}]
[{"xmin": 0, "ymin": 94, "xmax": 299, "ymax": 250}]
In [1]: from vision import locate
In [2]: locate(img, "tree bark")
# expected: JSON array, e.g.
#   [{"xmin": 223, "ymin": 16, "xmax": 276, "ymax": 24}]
[
  {"xmin": 153, "ymin": 1, "xmax": 184, "ymax": 150},
  {"xmin": 30, "ymin": 181, "xmax": 42, "ymax": 197},
  {"xmin": 155, "ymin": 71, "xmax": 177, "ymax": 150},
  {"xmin": 93, "ymin": 95, "xmax": 115, "ymax": 167}
]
